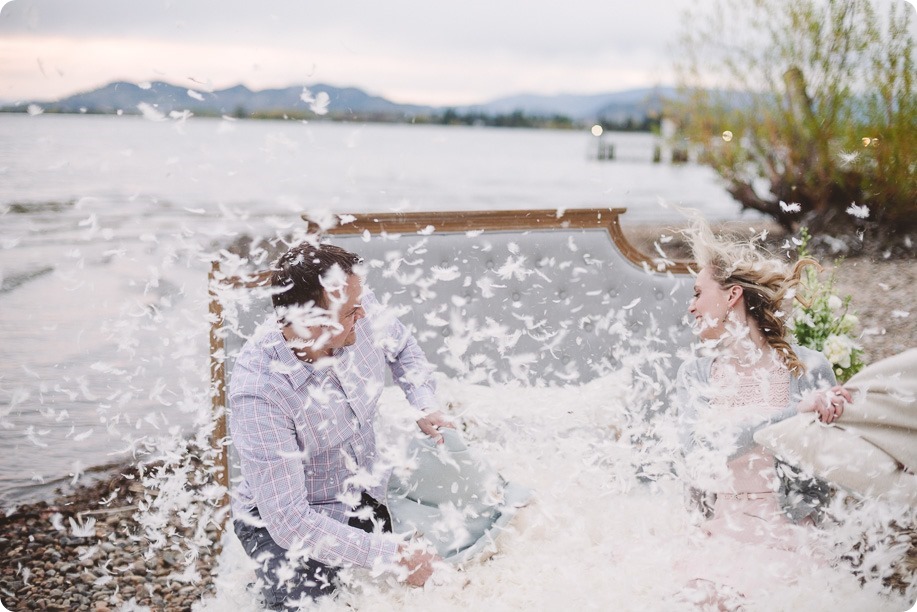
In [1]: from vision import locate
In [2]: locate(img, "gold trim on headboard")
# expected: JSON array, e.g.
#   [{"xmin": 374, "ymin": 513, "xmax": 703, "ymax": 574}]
[
  {"xmin": 208, "ymin": 263, "xmax": 273, "ymax": 518},
  {"xmin": 208, "ymin": 261, "xmax": 228, "ymax": 496},
  {"xmin": 302, "ymin": 208, "xmax": 691, "ymax": 275}
]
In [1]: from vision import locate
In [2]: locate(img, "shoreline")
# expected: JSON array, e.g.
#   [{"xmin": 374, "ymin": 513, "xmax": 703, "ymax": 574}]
[{"xmin": 2, "ymin": 220, "xmax": 914, "ymax": 610}]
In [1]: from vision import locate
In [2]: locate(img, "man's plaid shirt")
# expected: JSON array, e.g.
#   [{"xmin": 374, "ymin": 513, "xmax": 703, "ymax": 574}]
[{"xmin": 229, "ymin": 290, "xmax": 438, "ymax": 569}]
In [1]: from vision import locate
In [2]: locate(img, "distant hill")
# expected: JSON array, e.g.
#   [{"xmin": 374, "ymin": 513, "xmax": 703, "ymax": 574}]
[
  {"xmin": 10, "ymin": 81, "xmax": 435, "ymax": 119},
  {"xmin": 3, "ymin": 80, "xmax": 677, "ymax": 124}
]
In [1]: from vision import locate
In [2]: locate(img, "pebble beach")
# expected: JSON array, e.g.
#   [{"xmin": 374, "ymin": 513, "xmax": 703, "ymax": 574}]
[
  {"xmin": 0, "ymin": 462, "xmax": 221, "ymax": 611},
  {"xmin": 1, "ymin": 220, "xmax": 914, "ymax": 611}
]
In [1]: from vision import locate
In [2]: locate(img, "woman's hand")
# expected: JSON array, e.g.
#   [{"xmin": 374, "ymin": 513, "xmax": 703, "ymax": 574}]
[{"xmin": 797, "ymin": 385, "xmax": 852, "ymax": 424}]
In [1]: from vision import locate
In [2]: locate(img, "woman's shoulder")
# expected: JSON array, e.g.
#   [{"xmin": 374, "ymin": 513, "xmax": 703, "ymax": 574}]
[
  {"xmin": 677, "ymin": 353, "xmax": 714, "ymax": 383},
  {"xmin": 793, "ymin": 344, "xmax": 830, "ymax": 370},
  {"xmin": 791, "ymin": 344, "xmax": 836, "ymax": 385},
  {"xmin": 793, "ymin": 343, "xmax": 821, "ymax": 359}
]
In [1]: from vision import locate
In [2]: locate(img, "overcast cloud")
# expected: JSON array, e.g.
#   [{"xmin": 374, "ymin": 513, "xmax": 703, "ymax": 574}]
[
  {"xmin": 0, "ymin": 0, "xmax": 703, "ymax": 104},
  {"xmin": 0, "ymin": 0, "xmax": 914, "ymax": 104}
]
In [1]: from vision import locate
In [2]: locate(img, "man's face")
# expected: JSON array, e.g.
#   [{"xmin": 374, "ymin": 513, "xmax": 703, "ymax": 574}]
[
  {"xmin": 322, "ymin": 273, "xmax": 365, "ymax": 352},
  {"xmin": 283, "ymin": 272, "xmax": 365, "ymax": 359}
]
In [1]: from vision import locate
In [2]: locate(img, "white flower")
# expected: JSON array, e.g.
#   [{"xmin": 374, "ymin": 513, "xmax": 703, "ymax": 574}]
[
  {"xmin": 789, "ymin": 310, "xmax": 814, "ymax": 330},
  {"xmin": 838, "ymin": 313, "xmax": 859, "ymax": 334},
  {"xmin": 823, "ymin": 334, "xmax": 855, "ymax": 369},
  {"xmin": 827, "ymin": 295, "xmax": 843, "ymax": 310}
]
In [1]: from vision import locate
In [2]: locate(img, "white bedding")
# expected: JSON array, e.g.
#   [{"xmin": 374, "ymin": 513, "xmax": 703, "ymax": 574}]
[{"xmin": 196, "ymin": 374, "xmax": 909, "ymax": 611}]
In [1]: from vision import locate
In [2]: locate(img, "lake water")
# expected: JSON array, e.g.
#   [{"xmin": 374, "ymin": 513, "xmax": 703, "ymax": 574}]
[{"xmin": 0, "ymin": 113, "xmax": 751, "ymax": 508}]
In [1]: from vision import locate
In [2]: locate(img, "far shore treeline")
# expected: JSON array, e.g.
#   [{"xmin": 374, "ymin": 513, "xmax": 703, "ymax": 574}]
[{"xmin": 0, "ymin": 104, "xmax": 660, "ymax": 132}]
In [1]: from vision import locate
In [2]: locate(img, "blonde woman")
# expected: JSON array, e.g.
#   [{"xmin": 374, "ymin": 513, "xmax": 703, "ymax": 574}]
[{"xmin": 674, "ymin": 221, "xmax": 853, "ymax": 602}]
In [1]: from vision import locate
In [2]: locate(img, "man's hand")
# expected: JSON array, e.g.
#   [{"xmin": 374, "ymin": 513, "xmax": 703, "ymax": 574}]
[
  {"xmin": 797, "ymin": 385, "xmax": 852, "ymax": 424},
  {"xmin": 396, "ymin": 544, "xmax": 440, "ymax": 587},
  {"xmin": 416, "ymin": 410, "xmax": 455, "ymax": 444}
]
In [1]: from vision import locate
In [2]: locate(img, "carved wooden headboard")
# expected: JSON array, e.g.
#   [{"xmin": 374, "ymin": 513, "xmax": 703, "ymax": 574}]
[{"xmin": 208, "ymin": 207, "xmax": 694, "ymax": 494}]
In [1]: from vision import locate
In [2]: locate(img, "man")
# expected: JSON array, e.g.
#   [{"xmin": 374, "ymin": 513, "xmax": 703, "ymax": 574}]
[{"xmin": 229, "ymin": 241, "xmax": 450, "ymax": 609}]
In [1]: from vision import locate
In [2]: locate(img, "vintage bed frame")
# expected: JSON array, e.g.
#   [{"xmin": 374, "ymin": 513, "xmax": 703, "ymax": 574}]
[{"xmin": 208, "ymin": 208, "xmax": 693, "ymax": 498}]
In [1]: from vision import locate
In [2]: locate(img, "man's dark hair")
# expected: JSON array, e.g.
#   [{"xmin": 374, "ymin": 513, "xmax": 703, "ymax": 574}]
[{"xmin": 271, "ymin": 243, "xmax": 361, "ymax": 313}]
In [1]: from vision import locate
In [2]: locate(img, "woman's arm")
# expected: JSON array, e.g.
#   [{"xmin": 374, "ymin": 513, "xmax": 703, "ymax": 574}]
[
  {"xmin": 777, "ymin": 348, "xmax": 842, "ymax": 523},
  {"xmin": 675, "ymin": 359, "xmax": 718, "ymax": 517},
  {"xmin": 674, "ymin": 360, "xmax": 702, "ymax": 453},
  {"xmin": 794, "ymin": 346, "xmax": 852, "ymax": 424}
]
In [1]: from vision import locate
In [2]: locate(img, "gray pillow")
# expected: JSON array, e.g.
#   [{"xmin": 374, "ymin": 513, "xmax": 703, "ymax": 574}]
[{"xmin": 386, "ymin": 428, "xmax": 533, "ymax": 564}]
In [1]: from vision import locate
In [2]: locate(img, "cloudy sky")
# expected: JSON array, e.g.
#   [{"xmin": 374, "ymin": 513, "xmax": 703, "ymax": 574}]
[
  {"xmin": 1, "ymin": 0, "xmax": 914, "ymax": 105},
  {"xmin": 0, "ymin": 0, "xmax": 706, "ymax": 105}
]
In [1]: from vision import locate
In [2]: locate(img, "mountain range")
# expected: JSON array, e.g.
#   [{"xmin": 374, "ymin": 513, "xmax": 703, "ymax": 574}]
[{"xmin": 4, "ymin": 81, "xmax": 676, "ymax": 124}]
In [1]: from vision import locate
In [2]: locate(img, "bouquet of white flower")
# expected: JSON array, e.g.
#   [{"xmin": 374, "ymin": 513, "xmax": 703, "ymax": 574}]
[{"xmin": 788, "ymin": 229, "xmax": 866, "ymax": 382}]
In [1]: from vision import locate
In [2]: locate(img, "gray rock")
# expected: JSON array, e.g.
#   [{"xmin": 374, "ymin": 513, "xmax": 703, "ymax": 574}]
[{"xmin": 161, "ymin": 551, "xmax": 180, "ymax": 567}]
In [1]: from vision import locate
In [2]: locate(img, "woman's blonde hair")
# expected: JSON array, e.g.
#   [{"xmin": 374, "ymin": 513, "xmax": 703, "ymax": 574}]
[{"xmin": 684, "ymin": 219, "xmax": 818, "ymax": 374}]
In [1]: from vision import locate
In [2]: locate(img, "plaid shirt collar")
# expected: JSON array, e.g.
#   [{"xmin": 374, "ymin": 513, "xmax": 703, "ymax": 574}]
[{"xmin": 264, "ymin": 323, "xmax": 355, "ymax": 391}]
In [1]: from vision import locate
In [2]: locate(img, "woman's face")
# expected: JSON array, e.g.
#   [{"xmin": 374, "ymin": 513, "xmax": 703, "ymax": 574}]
[{"xmin": 688, "ymin": 267, "xmax": 733, "ymax": 340}]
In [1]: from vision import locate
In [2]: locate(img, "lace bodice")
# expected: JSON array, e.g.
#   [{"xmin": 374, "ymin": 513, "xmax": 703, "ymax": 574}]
[
  {"xmin": 705, "ymin": 360, "xmax": 791, "ymax": 493},
  {"xmin": 709, "ymin": 359, "xmax": 791, "ymax": 409}
]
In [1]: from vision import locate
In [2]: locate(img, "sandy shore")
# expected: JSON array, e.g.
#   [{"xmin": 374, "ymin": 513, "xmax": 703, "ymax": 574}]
[{"xmin": 2, "ymin": 220, "xmax": 913, "ymax": 611}]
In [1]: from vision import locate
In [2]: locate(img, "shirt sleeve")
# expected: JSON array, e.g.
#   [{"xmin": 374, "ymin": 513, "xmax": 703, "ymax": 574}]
[
  {"xmin": 231, "ymin": 389, "xmax": 400, "ymax": 569},
  {"xmin": 795, "ymin": 346, "xmax": 838, "ymax": 396},
  {"xmin": 362, "ymin": 289, "xmax": 439, "ymax": 413}
]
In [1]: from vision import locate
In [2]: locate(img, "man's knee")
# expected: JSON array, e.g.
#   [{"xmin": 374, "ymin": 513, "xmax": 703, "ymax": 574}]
[
  {"xmin": 234, "ymin": 519, "xmax": 340, "ymax": 608},
  {"xmin": 260, "ymin": 560, "xmax": 338, "ymax": 610}
]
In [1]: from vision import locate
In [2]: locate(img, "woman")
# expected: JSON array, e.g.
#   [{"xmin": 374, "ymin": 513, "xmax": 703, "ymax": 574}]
[{"xmin": 673, "ymin": 221, "xmax": 852, "ymax": 604}]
